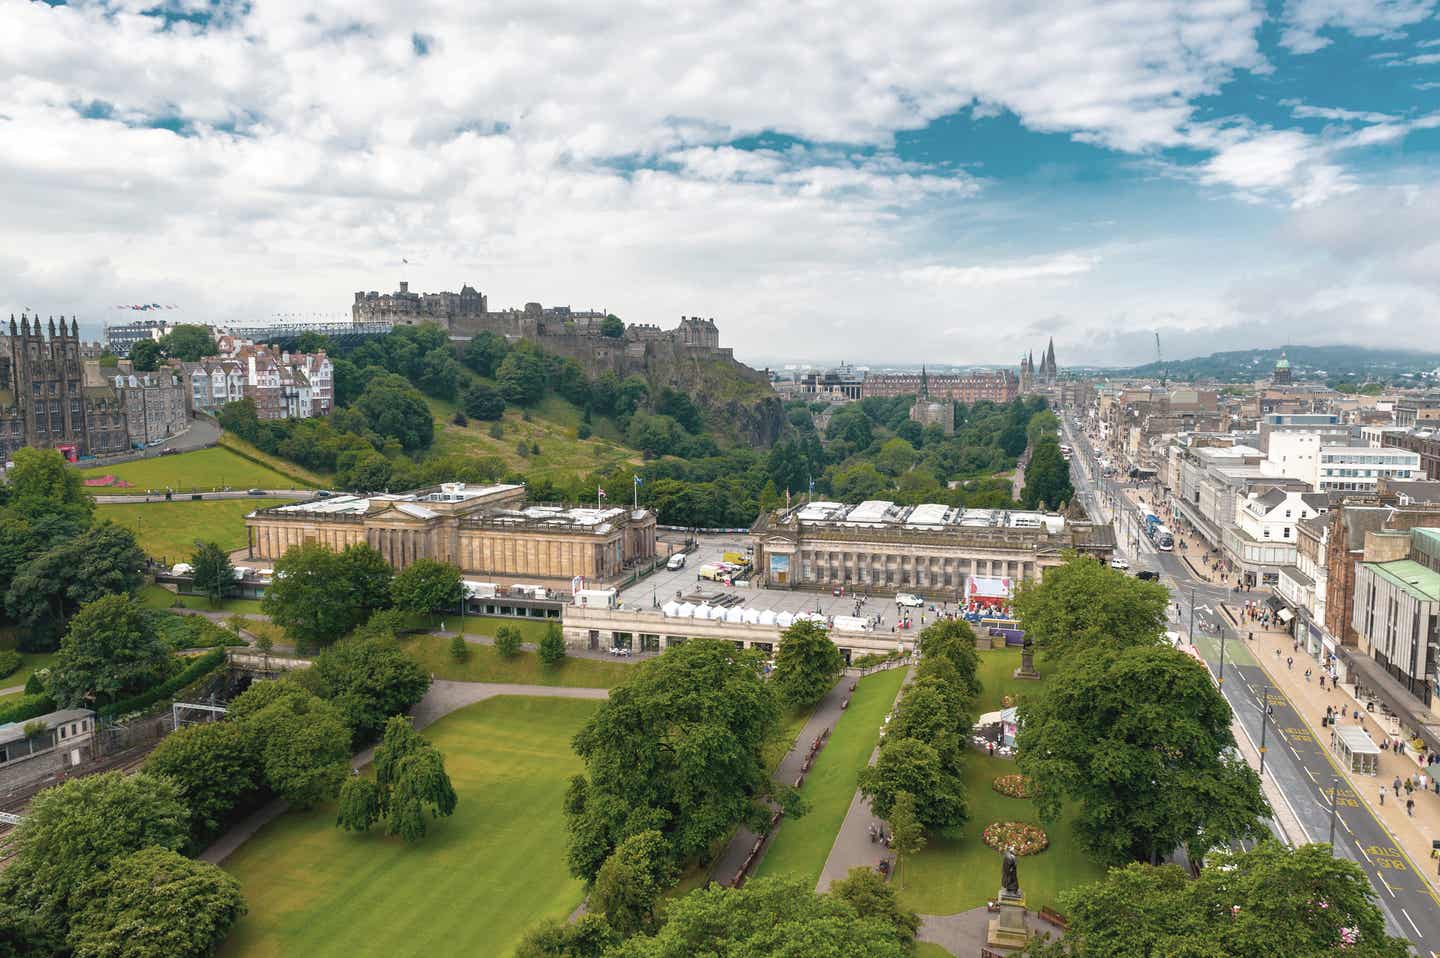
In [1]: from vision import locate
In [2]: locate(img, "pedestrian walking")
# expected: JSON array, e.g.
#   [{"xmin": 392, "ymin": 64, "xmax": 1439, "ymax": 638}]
[
  {"xmin": 1381, "ymin": 785, "xmax": 1387, "ymax": 805},
  {"xmin": 1394, "ymin": 776, "xmax": 1402, "ymax": 794},
  {"xmin": 1408, "ymin": 798, "xmax": 1415, "ymax": 817},
  {"xmin": 1287, "ymin": 656, "xmax": 1293, "ymax": 670}
]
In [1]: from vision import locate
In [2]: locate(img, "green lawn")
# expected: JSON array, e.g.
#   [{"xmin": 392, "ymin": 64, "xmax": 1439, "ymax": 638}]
[
  {"xmin": 755, "ymin": 667, "xmax": 908, "ymax": 885},
  {"xmin": 915, "ymin": 943, "xmax": 954, "ymax": 958},
  {"xmin": 893, "ymin": 647, "xmax": 1105, "ymax": 915},
  {"xmin": 429, "ymin": 393, "xmax": 641, "ymax": 482},
  {"xmin": 140, "ymin": 584, "xmax": 266, "ymax": 615},
  {"xmin": 0, "ymin": 634, "xmax": 55, "ymax": 695},
  {"xmin": 895, "ymin": 753, "xmax": 1105, "ymax": 915},
  {"xmin": 79, "ymin": 446, "xmax": 302, "ymax": 493},
  {"xmin": 401, "ymin": 635, "xmax": 637, "ymax": 688},
  {"xmin": 98, "ymin": 498, "xmax": 293, "ymax": 562},
  {"xmin": 220, "ymin": 696, "xmax": 600, "ymax": 958},
  {"xmin": 402, "ymin": 614, "xmax": 564, "ymax": 644}
]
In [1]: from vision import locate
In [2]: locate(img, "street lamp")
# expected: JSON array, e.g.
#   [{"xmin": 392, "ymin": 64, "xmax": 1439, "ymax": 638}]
[
  {"xmin": 1218, "ymin": 624, "xmax": 1227, "ymax": 686},
  {"xmin": 1188, "ymin": 587, "xmax": 1196, "ymax": 646},
  {"xmin": 1328, "ymin": 777, "xmax": 1339, "ymax": 851}
]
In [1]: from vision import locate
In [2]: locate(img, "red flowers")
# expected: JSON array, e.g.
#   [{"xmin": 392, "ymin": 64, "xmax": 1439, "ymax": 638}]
[{"xmin": 982, "ymin": 821, "xmax": 1049, "ymax": 856}]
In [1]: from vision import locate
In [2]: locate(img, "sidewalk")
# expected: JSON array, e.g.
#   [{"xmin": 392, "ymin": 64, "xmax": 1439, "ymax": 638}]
[{"xmin": 1240, "ymin": 616, "xmax": 1440, "ymax": 893}]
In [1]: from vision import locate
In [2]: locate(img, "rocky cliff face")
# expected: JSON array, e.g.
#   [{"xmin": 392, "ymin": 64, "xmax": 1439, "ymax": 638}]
[{"xmin": 646, "ymin": 352, "xmax": 785, "ymax": 447}]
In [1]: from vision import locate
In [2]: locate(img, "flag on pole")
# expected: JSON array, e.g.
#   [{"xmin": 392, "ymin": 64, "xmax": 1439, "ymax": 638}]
[{"xmin": 597, "ymin": 486, "xmax": 607, "ymax": 499}]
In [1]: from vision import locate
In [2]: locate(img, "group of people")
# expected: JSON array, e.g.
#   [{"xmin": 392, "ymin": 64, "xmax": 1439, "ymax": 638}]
[
  {"xmin": 868, "ymin": 823, "xmax": 892, "ymax": 847},
  {"xmin": 1241, "ymin": 600, "xmax": 1282, "ymax": 630}
]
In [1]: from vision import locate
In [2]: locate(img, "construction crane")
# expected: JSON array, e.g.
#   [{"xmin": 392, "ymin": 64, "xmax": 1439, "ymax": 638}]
[{"xmin": 1155, "ymin": 331, "xmax": 1166, "ymax": 389}]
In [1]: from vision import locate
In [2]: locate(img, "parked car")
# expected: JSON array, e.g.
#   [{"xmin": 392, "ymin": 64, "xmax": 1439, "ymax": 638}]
[
  {"xmin": 895, "ymin": 593, "xmax": 923, "ymax": 608},
  {"xmin": 247, "ymin": 488, "xmax": 266, "ymax": 496},
  {"xmin": 666, "ymin": 553, "xmax": 687, "ymax": 570},
  {"xmin": 314, "ymin": 490, "xmax": 333, "ymax": 499},
  {"xmin": 609, "ymin": 646, "xmax": 632, "ymax": 656},
  {"xmin": 1109, "ymin": 556, "xmax": 1130, "ymax": 570},
  {"xmin": 1135, "ymin": 570, "xmax": 1159, "ymax": 581}
]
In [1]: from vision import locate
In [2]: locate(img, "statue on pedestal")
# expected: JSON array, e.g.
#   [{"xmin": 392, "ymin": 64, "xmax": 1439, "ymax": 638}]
[
  {"xmin": 1014, "ymin": 635, "xmax": 1040, "ymax": 680},
  {"xmin": 1001, "ymin": 846, "xmax": 1020, "ymax": 898}
]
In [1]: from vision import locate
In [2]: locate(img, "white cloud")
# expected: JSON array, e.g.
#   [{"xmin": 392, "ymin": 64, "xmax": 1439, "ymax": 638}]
[
  {"xmin": 903, "ymin": 253, "xmax": 1101, "ymax": 289},
  {"xmin": 1279, "ymin": 0, "xmax": 1437, "ymax": 54}
]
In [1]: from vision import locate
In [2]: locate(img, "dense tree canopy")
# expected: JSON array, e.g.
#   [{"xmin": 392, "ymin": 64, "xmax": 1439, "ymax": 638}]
[
  {"xmin": 6, "ymin": 520, "xmax": 146, "ymax": 647},
  {"xmin": 610, "ymin": 876, "xmax": 914, "ymax": 958},
  {"xmin": 353, "ymin": 373, "xmax": 434, "ymax": 451},
  {"xmin": 50, "ymin": 593, "xmax": 172, "ymax": 708},
  {"xmin": 0, "ymin": 772, "xmax": 189, "ymax": 941},
  {"xmin": 157, "ymin": 324, "xmax": 218, "ymax": 362},
  {"xmin": 1012, "ymin": 554, "xmax": 1169, "ymax": 661},
  {"xmin": 189, "ymin": 540, "xmax": 235, "ymax": 606},
  {"xmin": 565, "ymin": 640, "xmax": 783, "ymax": 881},
  {"xmin": 145, "ymin": 719, "xmax": 263, "ymax": 848},
  {"xmin": 858, "ymin": 736, "xmax": 968, "ymax": 833},
  {"xmin": 390, "ymin": 558, "xmax": 463, "ymax": 617},
  {"xmin": 337, "ymin": 716, "xmax": 456, "ymax": 842},
  {"xmin": 228, "ymin": 681, "xmax": 351, "ymax": 808},
  {"xmin": 1017, "ymin": 644, "xmax": 1269, "ymax": 865},
  {"xmin": 295, "ymin": 634, "xmax": 430, "ymax": 746},
  {"xmin": 262, "ymin": 543, "xmax": 394, "ymax": 650},
  {"xmin": 770, "ymin": 620, "xmax": 845, "ymax": 710},
  {"xmin": 1021, "ymin": 436, "xmax": 1074, "ymax": 510},
  {"xmin": 590, "ymin": 830, "xmax": 676, "ymax": 936},
  {"xmin": 68, "ymin": 847, "xmax": 246, "ymax": 958},
  {"xmin": 1022, "ymin": 843, "xmax": 1409, "ymax": 958}
]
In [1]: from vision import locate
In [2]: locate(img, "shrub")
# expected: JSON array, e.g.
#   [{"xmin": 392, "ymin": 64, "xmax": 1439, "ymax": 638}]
[
  {"xmin": 0, "ymin": 650, "xmax": 21, "ymax": 679},
  {"xmin": 0, "ymin": 694, "xmax": 58, "ymax": 725},
  {"xmin": 488, "ymin": 423, "xmax": 504, "ymax": 439},
  {"xmin": 449, "ymin": 635, "xmax": 469, "ymax": 663},
  {"xmin": 24, "ymin": 673, "xmax": 44, "ymax": 696},
  {"xmin": 992, "ymin": 774, "xmax": 1034, "ymax": 799},
  {"xmin": 577, "ymin": 423, "xmax": 592, "ymax": 440},
  {"xmin": 99, "ymin": 649, "xmax": 227, "ymax": 720},
  {"xmin": 495, "ymin": 626, "xmax": 521, "ymax": 659},
  {"xmin": 538, "ymin": 623, "xmax": 566, "ymax": 666}
]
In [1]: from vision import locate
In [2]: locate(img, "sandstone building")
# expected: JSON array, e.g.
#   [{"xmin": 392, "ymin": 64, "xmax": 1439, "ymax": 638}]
[
  {"xmin": 749, "ymin": 499, "xmax": 1113, "ymax": 596},
  {"xmin": 245, "ymin": 482, "xmax": 657, "ymax": 585},
  {"xmin": 862, "ymin": 368, "xmax": 1018, "ymax": 404}
]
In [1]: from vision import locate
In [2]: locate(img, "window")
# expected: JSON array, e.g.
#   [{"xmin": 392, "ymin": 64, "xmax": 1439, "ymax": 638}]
[{"xmin": 1283, "ymin": 527, "xmax": 1291, "ymax": 539}]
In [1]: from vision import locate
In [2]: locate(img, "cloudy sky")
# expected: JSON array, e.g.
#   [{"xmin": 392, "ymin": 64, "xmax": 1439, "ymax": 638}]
[{"xmin": 2, "ymin": 0, "xmax": 1438, "ymax": 368}]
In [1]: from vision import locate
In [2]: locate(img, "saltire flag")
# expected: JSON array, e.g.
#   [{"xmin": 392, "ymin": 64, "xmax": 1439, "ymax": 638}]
[{"xmin": 597, "ymin": 486, "xmax": 607, "ymax": 499}]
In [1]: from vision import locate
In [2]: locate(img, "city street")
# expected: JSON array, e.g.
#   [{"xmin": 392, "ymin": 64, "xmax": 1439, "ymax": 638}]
[{"xmin": 1064, "ymin": 417, "xmax": 1440, "ymax": 954}]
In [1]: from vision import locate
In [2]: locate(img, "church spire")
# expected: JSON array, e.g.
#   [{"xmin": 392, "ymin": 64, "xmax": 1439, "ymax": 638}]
[{"xmin": 919, "ymin": 364, "xmax": 929, "ymax": 399}]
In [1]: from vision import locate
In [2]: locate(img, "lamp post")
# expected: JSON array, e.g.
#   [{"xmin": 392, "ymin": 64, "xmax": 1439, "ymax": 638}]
[
  {"xmin": 1218, "ymin": 623, "xmax": 1227, "ymax": 687},
  {"xmin": 1258, "ymin": 685, "xmax": 1270, "ymax": 776},
  {"xmin": 1188, "ymin": 587, "xmax": 1196, "ymax": 646}
]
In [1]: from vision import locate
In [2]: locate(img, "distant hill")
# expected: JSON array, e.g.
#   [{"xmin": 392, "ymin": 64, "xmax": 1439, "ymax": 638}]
[{"xmin": 1116, "ymin": 345, "xmax": 1440, "ymax": 384}]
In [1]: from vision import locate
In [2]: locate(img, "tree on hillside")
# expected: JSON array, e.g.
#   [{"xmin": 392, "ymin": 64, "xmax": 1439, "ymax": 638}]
[
  {"xmin": 600, "ymin": 314, "xmax": 625, "ymax": 338},
  {"xmin": 67, "ymin": 846, "xmax": 246, "ymax": 958},
  {"xmin": 1017, "ymin": 644, "xmax": 1269, "ymax": 865},
  {"xmin": 875, "ymin": 437, "xmax": 917, "ymax": 477},
  {"xmin": 5, "ymin": 446, "xmax": 92, "ymax": 516},
  {"xmin": 354, "ymin": 373, "xmax": 434, "ymax": 450},
  {"xmin": 825, "ymin": 405, "xmax": 873, "ymax": 449},
  {"xmin": 1012, "ymin": 554, "xmax": 1168, "ymax": 661},
  {"xmin": 390, "ymin": 558, "xmax": 463, "ymax": 618},
  {"xmin": 496, "ymin": 346, "xmax": 548, "ymax": 406},
  {"xmin": 337, "ymin": 716, "xmax": 457, "ymax": 842},
  {"xmin": 0, "ymin": 772, "xmax": 188, "ymax": 942},
  {"xmin": 229, "ymin": 681, "xmax": 351, "ymax": 808},
  {"xmin": 590, "ymin": 829, "xmax": 677, "ymax": 936},
  {"xmin": 564, "ymin": 640, "xmax": 785, "ymax": 882},
  {"xmin": 158, "ymin": 324, "xmax": 217, "ymax": 362},
  {"xmin": 145, "ymin": 719, "xmax": 262, "ymax": 848},
  {"xmin": 609, "ymin": 876, "xmax": 913, "ymax": 958},
  {"xmin": 190, "ymin": 540, "xmax": 235, "ymax": 606},
  {"xmin": 858, "ymin": 736, "xmax": 967, "ymax": 833},
  {"xmin": 50, "ymin": 593, "xmax": 172, "ymax": 708},
  {"xmin": 461, "ymin": 331, "xmax": 510, "ymax": 377},
  {"xmin": 770, "ymin": 619, "xmax": 845, "ymax": 710},
  {"xmin": 462, "ymin": 381, "xmax": 506, "ymax": 420},
  {"xmin": 1021, "ymin": 843, "xmax": 1409, "ymax": 958},
  {"xmin": 1020, "ymin": 438, "xmax": 1073, "ymax": 510}
]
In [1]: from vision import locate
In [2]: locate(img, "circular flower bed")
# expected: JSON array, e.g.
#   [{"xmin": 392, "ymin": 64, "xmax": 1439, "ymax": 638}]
[
  {"xmin": 992, "ymin": 774, "xmax": 1035, "ymax": 799},
  {"xmin": 982, "ymin": 821, "xmax": 1049, "ymax": 856}
]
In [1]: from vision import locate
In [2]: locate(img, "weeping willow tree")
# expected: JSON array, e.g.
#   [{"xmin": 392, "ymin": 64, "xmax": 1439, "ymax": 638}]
[{"xmin": 336, "ymin": 716, "xmax": 457, "ymax": 842}]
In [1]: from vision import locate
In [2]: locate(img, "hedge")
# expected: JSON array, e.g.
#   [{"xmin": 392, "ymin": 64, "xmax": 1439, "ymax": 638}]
[
  {"xmin": 100, "ymin": 648, "xmax": 228, "ymax": 719},
  {"xmin": 0, "ymin": 694, "xmax": 59, "ymax": 725},
  {"xmin": 0, "ymin": 649, "xmax": 21, "ymax": 679}
]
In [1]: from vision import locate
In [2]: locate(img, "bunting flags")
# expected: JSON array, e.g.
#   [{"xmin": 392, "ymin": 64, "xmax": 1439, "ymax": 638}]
[{"xmin": 113, "ymin": 304, "xmax": 179, "ymax": 310}]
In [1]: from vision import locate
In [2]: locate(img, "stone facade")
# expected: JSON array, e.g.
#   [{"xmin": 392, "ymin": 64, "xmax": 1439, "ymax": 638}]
[
  {"xmin": 245, "ymin": 482, "xmax": 657, "ymax": 585},
  {"xmin": 863, "ymin": 370, "xmax": 1018, "ymax": 404},
  {"xmin": 106, "ymin": 368, "xmax": 189, "ymax": 447},
  {"xmin": 0, "ymin": 315, "xmax": 130, "ymax": 460}
]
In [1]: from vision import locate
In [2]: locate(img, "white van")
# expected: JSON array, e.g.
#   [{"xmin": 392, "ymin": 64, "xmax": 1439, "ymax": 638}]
[
  {"xmin": 895, "ymin": 593, "xmax": 923, "ymax": 608},
  {"xmin": 667, "ymin": 553, "xmax": 687, "ymax": 571}
]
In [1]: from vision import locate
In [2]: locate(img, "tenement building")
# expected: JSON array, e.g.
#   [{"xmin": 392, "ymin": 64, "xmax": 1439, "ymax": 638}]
[
  {"xmin": 862, "ymin": 369, "xmax": 1019, "ymax": 404},
  {"xmin": 245, "ymin": 483, "xmax": 657, "ymax": 585},
  {"xmin": 0, "ymin": 314, "xmax": 130, "ymax": 460},
  {"xmin": 749, "ymin": 500, "xmax": 1113, "ymax": 596}
]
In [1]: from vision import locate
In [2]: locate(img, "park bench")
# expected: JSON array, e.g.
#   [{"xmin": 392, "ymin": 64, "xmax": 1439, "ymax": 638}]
[{"xmin": 1039, "ymin": 905, "xmax": 1069, "ymax": 929}]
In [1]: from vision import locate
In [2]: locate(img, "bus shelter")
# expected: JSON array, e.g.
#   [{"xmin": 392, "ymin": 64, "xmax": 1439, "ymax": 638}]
[{"xmin": 1331, "ymin": 725, "xmax": 1380, "ymax": 776}]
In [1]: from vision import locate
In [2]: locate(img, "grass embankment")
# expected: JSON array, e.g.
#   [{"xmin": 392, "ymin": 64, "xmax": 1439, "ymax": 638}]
[
  {"xmin": 219, "ymin": 696, "xmax": 600, "ymax": 958},
  {"xmin": 0, "ymin": 633, "xmax": 55, "ymax": 700},
  {"xmin": 80, "ymin": 446, "xmax": 299, "ymax": 493},
  {"xmin": 98, "ymin": 498, "xmax": 294, "ymax": 562},
  {"xmin": 754, "ymin": 667, "xmax": 908, "ymax": 884},
  {"xmin": 428, "ymin": 394, "xmax": 641, "ymax": 481},
  {"xmin": 894, "ymin": 647, "xmax": 1106, "ymax": 915},
  {"xmin": 140, "ymin": 584, "xmax": 266, "ymax": 616},
  {"xmin": 216, "ymin": 432, "xmax": 328, "ymax": 488},
  {"xmin": 400, "ymin": 635, "xmax": 636, "ymax": 688}
]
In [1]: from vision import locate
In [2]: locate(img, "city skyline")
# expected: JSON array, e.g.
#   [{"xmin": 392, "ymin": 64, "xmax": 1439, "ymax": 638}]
[{"xmin": 1, "ymin": 1, "xmax": 1438, "ymax": 367}]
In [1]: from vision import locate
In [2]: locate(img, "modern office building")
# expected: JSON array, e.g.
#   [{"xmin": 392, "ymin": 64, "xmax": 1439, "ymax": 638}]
[{"xmin": 1351, "ymin": 527, "xmax": 1440, "ymax": 707}]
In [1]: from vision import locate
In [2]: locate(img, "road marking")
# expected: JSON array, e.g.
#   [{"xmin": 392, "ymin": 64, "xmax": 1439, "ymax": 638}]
[
  {"xmin": 1379, "ymin": 873, "xmax": 1397, "ymax": 898},
  {"xmin": 1404, "ymin": 907, "xmax": 1423, "ymax": 936},
  {"xmin": 1305, "ymin": 767, "xmax": 1316, "ymax": 783}
]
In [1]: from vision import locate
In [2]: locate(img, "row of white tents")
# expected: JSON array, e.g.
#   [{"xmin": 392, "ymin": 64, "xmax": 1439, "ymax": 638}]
[{"xmin": 660, "ymin": 601, "xmax": 827, "ymax": 628}]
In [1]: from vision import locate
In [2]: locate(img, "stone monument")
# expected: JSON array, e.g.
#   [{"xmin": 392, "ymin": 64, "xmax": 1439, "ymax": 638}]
[
  {"xmin": 1013, "ymin": 635, "xmax": 1040, "ymax": 681},
  {"xmin": 987, "ymin": 846, "xmax": 1034, "ymax": 949}
]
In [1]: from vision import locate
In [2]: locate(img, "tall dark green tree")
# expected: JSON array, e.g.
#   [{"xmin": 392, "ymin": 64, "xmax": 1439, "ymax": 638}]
[
  {"xmin": 1020, "ymin": 437, "xmax": 1073, "ymax": 510},
  {"xmin": 589, "ymin": 829, "xmax": 676, "ymax": 936},
  {"xmin": 228, "ymin": 681, "xmax": 351, "ymax": 809},
  {"xmin": 337, "ymin": 716, "xmax": 456, "ymax": 842},
  {"xmin": 770, "ymin": 619, "xmax": 844, "ymax": 710},
  {"xmin": 353, "ymin": 373, "xmax": 434, "ymax": 450},
  {"xmin": 190, "ymin": 540, "xmax": 235, "ymax": 606},
  {"xmin": 157, "ymin": 323, "xmax": 218, "ymax": 361},
  {"xmin": 564, "ymin": 640, "xmax": 785, "ymax": 882},
  {"xmin": 295, "ymin": 634, "xmax": 430, "ymax": 746},
  {"xmin": 496, "ymin": 345, "xmax": 548, "ymax": 406},
  {"xmin": 1017, "ymin": 644, "xmax": 1269, "ymax": 865},
  {"xmin": 1012, "ymin": 554, "xmax": 1168, "ymax": 661},
  {"xmin": 49, "ymin": 593, "xmax": 172, "ymax": 708},
  {"xmin": 858, "ymin": 736, "xmax": 967, "ymax": 833},
  {"xmin": 390, "ymin": 558, "xmax": 463, "ymax": 617},
  {"xmin": 6, "ymin": 520, "xmax": 146, "ymax": 646},
  {"xmin": 145, "ymin": 719, "xmax": 263, "ymax": 847}
]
